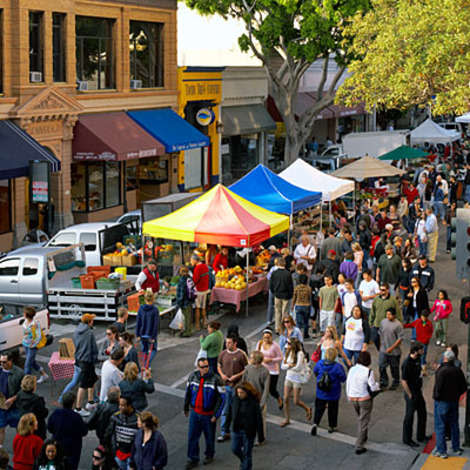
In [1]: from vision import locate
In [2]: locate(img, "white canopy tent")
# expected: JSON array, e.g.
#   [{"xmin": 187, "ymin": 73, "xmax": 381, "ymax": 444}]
[
  {"xmin": 456, "ymin": 113, "xmax": 470, "ymax": 123},
  {"xmin": 410, "ymin": 118, "xmax": 460, "ymax": 144},
  {"xmin": 280, "ymin": 158, "xmax": 354, "ymax": 202},
  {"xmin": 332, "ymin": 155, "xmax": 405, "ymax": 179}
]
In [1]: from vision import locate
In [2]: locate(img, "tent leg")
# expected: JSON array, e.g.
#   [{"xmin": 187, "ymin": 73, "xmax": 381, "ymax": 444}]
[
  {"xmin": 288, "ymin": 214, "xmax": 292, "ymax": 250},
  {"xmin": 245, "ymin": 253, "xmax": 249, "ymax": 317},
  {"xmin": 329, "ymin": 201, "xmax": 332, "ymax": 227},
  {"xmin": 319, "ymin": 201, "xmax": 323, "ymax": 259},
  {"xmin": 353, "ymin": 187, "xmax": 357, "ymax": 236}
]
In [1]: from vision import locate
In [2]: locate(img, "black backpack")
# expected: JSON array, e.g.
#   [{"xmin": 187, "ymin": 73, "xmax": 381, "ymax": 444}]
[
  {"xmin": 460, "ymin": 297, "xmax": 470, "ymax": 324},
  {"xmin": 317, "ymin": 369, "xmax": 332, "ymax": 392}
]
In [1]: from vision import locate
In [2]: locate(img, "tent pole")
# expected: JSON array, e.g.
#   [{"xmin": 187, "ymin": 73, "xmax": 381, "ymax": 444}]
[
  {"xmin": 245, "ymin": 251, "xmax": 249, "ymax": 317},
  {"xmin": 288, "ymin": 214, "xmax": 292, "ymax": 249},
  {"xmin": 353, "ymin": 185, "xmax": 357, "ymax": 237},
  {"xmin": 319, "ymin": 201, "xmax": 323, "ymax": 259},
  {"xmin": 329, "ymin": 201, "xmax": 332, "ymax": 227}
]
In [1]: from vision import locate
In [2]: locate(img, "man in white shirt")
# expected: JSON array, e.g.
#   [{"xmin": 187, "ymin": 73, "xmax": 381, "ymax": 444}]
[
  {"xmin": 99, "ymin": 348, "xmax": 124, "ymax": 403},
  {"xmin": 342, "ymin": 278, "xmax": 359, "ymax": 320},
  {"xmin": 359, "ymin": 270, "xmax": 380, "ymax": 320},
  {"xmin": 294, "ymin": 235, "xmax": 316, "ymax": 273},
  {"xmin": 435, "ymin": 174, "xmax": 448, "ymax": 196},
  {"xmin": 425, "ymin": 207, "xmax": 439, "ymax": 262}
]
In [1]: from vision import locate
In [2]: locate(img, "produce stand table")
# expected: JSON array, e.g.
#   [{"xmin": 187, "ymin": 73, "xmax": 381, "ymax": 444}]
[{"xmin": 210, "ymin": 275, "xmax": 268, "ymax": 312}]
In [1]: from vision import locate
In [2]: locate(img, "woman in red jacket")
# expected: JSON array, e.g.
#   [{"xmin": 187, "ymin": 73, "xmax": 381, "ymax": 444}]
[
  {"xmin": 13, "ymin": 413, "xmax": 43, "ymax": 470},
  {"xmin": 404, "ymin": 310, "xmax": 433, "ymax": 375},
  {"xmin": 212, "ymin": 247, "xmax": 229, "ymax": 272}
]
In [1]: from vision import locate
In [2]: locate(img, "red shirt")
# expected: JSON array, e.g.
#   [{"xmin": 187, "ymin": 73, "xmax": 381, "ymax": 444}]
[
  {"xmin": 141, "ymin": 267, "xmax": 160, "ymax": 293},
  {"xmin": 212, "ymin": 254, "xmax": 228, "ymax": 272},
  {"xmin": 403, "ymin": 186, "xmax": 419, "ymax": 205},
  {"xmin": 193, "ymin": 263, "xmax": 210, "ymax": 291},
  {"xmin": 194, "ymin": 377, "xmax": 213, "ymax": 416},
  {"xmin": 404, "ymin": 319, "xmax": 434, "ymax": 345},
  {"xmin": 13, "ymin": 433, "xmax": 43, "ymax": 470}
]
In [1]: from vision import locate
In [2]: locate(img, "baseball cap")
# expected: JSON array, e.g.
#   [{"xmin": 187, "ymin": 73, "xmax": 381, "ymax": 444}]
[{"xmin": 328, "ymin": 249, "xmax": 336, "ymax": 256}]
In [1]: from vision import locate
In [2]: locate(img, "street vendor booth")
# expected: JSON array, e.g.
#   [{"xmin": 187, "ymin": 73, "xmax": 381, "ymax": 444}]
[
  {"xmin": 378, "ymin": 145, "xmax": 429, "ymax": 161},
  {"xmin": 142, "ymin": 184, "xmax": 289, "ymax": 313},
  {"xmin": 410, "ymin": 118, "xmax": 460, "ymax": 147}
]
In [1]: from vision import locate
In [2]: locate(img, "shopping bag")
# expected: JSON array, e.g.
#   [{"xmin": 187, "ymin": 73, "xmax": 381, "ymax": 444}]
[
  {"xmin": 169, "ymin": 308, "xmax": 185, "ymax": 331},
  {"xmin": 194, "ymin": 348, "xmax": 208, "ymax": 367}
]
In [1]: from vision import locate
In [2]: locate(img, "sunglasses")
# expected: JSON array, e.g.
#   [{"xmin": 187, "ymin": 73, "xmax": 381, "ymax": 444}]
[
  {"xmin": 106, "ymin": 332, "xmax": 113, "ymax": 336},
  {"xmin": 199, "ymin": 365, "xmax": 209, "ymax": 369},
  {"xmin": 283, "ymin": 320, "xmax": 291, "ymax": 324}
]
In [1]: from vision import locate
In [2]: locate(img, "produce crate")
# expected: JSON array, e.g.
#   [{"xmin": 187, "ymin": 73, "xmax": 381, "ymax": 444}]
[
  {"xmin": 96, "ymin": 278, "xmax": 121, "ymax": 290},
  {"xmin": 127, "ymin": 292, "xmax": 144, "ymax": 312},
  {"xmin": 80, "ymin": 275, "xmax": 95, "ymax": 289},
  {"xmin": 122, "ymin": 254, "xmax": 137, "ymax": 267},
  {"xmin": 87, "ymin": 266, "xmax": 111, "ymax": 276},
  {"xmin": 71, "ymin": 277, "xmax": 81, "ymax": 288}
]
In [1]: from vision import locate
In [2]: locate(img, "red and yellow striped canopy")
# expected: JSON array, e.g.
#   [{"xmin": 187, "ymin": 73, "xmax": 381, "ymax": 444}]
[{"xmin": 142, "ymin": 184, "xmax": 289, "ymax": 247}]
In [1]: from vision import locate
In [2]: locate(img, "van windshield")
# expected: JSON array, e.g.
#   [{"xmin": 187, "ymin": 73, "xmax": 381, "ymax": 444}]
[{"xmin": 49, "ymin": 232, "xmax": 75, "ymax": 247}]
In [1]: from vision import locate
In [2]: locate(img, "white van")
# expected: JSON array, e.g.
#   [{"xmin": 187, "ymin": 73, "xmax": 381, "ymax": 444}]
[{"xmin": 46, "ymin": 222, "xmax": 132, "ymax": 266}]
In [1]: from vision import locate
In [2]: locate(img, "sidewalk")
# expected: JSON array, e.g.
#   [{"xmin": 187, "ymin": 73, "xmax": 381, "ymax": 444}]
[{"xmin": 412, "ymin": 448, "xmax": 470, "ymax": 470}]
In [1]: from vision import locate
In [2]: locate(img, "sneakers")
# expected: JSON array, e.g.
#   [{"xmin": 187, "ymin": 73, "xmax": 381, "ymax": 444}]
[
  {"xmin": 75, "ymin": 408, "xmax": 90, "ymax": 418},
  {"xmin": 86, "ymin": 402, "xmax": 97, "ymax": 411},
  {"xmin": 37, "ymin": 374, "xmax": 48, "ymax": 384},
  {"xmin": 453, "ymin": 448, "xmax": 464, "ymax": 456},
  {"xmin": 436, "ymin": 341, "xmax": 441, "ymax": 346},
  {"xmin": 203, "ymin": 457, "xmax": 214, "ymax": 465},
  {"xmin": 432, "ymin": 449, "xmax": 448, "ymax": 459},
  {"xmin": 355, "ymin": 448, "xmax": 367, "ymax": 455},
  {"xmin": 217, "ymin": 434, "xmax": 230, "ymax": 442}
]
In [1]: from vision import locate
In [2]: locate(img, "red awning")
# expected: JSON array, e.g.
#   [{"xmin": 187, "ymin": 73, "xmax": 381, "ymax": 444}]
[{"xmin": 72, "ymin": 112, "xmax": 165, "ymax": 161}]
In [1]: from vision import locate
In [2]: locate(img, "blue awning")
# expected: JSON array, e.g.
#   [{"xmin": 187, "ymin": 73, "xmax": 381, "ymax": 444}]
[
  {"xmin": 230, "ymin": 164, "xmax": 322, "ymax": 215},
  {"xmin": 0, "ymin": 120, "xmax": 60, "ymax": 179},
  {"xmin": 127, "ymin": 109, "xmax": 210, "ymax": 153}
]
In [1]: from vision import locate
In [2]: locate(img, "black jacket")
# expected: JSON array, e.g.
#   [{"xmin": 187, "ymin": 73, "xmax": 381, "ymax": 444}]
[
  {"xmin": 88, "ymin": 399, "xmax": 119, "ymax": 445},
  {"xmin": 320, "ymin": 258, "xmax": 340, "ymax": 282},
  {"xmin": 16, "ymin": 390, "xmax": 48, "ymax": 440},
  {"xmin": 119, "ymin": 378, "xmax": 155, "ymax": 412},
  {"xmin": 229, "ymin": 394, "xmax": 264, "ymax": 441},
  {"xmin": 433, "ymin": 362, "xmax": 467, "ymax": 402},
  {"xmin": 269, "ymin": 268, "xmax": 293, "ymax": 300},
  {"xmin": 410, "ymin": 264, "xmax": 435, "ymax": 291},
  {"xmin": 130, "ymin": 429, "xmax": 168, "ymax": 470},
  {"xmin": 406, "ymin": 288, "xmax": 429, "ymax": 318}
]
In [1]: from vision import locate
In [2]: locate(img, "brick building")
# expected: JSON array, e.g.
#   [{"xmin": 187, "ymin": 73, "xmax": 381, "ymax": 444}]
[{"xmin": 0, "ymin": 0, "xmax": 211, "ymax": 251}]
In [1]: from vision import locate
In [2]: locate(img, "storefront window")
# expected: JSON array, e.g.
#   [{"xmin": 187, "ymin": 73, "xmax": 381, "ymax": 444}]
[
  {"xmin": 72, "ymin": 162, "xmax": 121, "ymax": 212},
  {"xmin": 76, "ymin": 16, "xmax": 115, "ymax": 90},
  {"xmin": 0, "ymin": 180, "xmax": 11, "ymax": 234},
  {"xmin": 126, "ymin": 165, "xmax": 138, "ymax": 191},
  {"xmin": 129, "ymin": 21, "xmax": 164, "ymax": 88},
  {"xmin": 137, "ymin": 158, "xmax": 168, "ymax": 183},
  {"xmin": 106, "ymin": 162, "xmax": 120, "ymax": 207}
]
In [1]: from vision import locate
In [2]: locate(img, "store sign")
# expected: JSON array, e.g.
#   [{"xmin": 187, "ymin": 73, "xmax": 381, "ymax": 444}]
[
  {"xmin": 30, "ymin": 161, "xmax": 50, "ymax": 203},
  {"xmin": 196, "ymin": 108, "xmax": 215, "ymax": 127}
]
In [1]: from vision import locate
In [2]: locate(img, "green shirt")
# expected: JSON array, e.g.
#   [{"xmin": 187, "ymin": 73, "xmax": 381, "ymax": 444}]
[
  {"xmin": 200, "ymin": 330, "xmax": 224, "ymax": 358},
  {"xmin": 377, "ymin": 254, "xmax": 401, "ymax": 284},
  {"xmin": 319, "ymin": 285, "xmax": 339, "ymax": 311}
]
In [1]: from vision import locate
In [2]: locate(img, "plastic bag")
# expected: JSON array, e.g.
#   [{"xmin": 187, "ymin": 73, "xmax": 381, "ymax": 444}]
[{"xmin": 169, "ymin": 308, "xmax": 185, "ymax": 331}]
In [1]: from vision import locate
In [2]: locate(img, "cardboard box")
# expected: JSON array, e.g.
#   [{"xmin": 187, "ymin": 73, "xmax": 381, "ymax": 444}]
[{"xmin": 59, "ymin": 338, "xmax": 75, "ymax": 359}]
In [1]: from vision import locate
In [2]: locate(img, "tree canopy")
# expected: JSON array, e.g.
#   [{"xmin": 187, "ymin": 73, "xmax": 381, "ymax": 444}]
[
  {"xmin": 337, "ymin": 0, "xmax": 470, "ymax": 115},
  {"xmin": 185, "ymin": 0, "xmax": 370, "ymax": 162}
]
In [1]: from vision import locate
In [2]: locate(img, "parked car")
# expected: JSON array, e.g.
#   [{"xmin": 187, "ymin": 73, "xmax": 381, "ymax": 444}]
[{"xmin": 116, "ymin": 210, "xmax": 141, "ymax": 234}]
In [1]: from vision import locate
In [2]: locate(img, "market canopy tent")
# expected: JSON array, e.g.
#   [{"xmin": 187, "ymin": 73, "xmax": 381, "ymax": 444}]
[
  {"xmin": 279, "ymin": 158, "xmax": 354, "ymax": 202},
  {"xmin": 229, "ymin": 164, "xmax": 321, "ymax": 214},
  {"xmin": 378, "ymin": 145, "xmax": 429, "ymax": 161},
  {"xmin": 410, "ymin": 118, "xmax": 460, "ymax": 144},
  {"xmin": 142, "ymin": 184, "xmax": 289, "ymax": 247},
  {"xmin": 332, "ymin": 155, "xmax": 405, "ymax": 179}
]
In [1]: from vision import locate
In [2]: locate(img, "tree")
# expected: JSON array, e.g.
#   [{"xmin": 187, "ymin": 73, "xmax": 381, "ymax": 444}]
[
  {"xmin": 185, "ymin": 0, "xmax": 370, "ymax": 163},
  {"xmin": 337, "ymin": 0, "xmax": 470, "ymax": 116}
]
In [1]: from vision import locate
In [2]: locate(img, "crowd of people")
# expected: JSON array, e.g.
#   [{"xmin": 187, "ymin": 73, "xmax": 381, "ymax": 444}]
[{"xmin": 0, "ymin": 149, "xmax": 468, "ymax": 469}]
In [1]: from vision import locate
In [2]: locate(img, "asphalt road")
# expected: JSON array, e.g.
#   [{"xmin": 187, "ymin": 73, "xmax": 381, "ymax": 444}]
[{"xmin": 3, "ymin": 228, "xmax": 467, "ymax": 469}]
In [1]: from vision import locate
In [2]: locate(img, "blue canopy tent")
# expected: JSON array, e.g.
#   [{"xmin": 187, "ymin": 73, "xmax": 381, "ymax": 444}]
[{"xmin": 229, "ymin": 164, "xmax": 321, "ymax": 215}]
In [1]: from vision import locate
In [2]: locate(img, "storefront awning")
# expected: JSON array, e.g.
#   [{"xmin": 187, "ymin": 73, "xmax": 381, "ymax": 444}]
[
  {"xmin": 222, "ymin": 105, "xmax": 276, "ymax": 136},
  {"xmin": 72, "ymin": 112, "xmax": 165, "ymax": 161},
  {"xmin": 127, "ymin": 109, "xmax": 210, "ymax": 153},
  {"xmin": 0, "ymin": 120, "xmax": 60, "ymax": 179}
]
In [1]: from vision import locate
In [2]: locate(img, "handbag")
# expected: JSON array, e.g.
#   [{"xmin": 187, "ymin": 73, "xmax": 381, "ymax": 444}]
[
  {"xmin": 367, "ymin": 369, "xmax": 381, "ymax": 399},
  {"xmin": 32, "ymin": 322, "xmax": 47, "ymax": 349},
  {"xmin": 311, "ymin": 344, "xmax": 321, "ymax": 363},
  {"xmin": 169, "ymin": 308, "xmax": 185, "ymax": 331},
  {"xmin": 299, "ymin": 361, "xmax": 313, "ymax": 384}
]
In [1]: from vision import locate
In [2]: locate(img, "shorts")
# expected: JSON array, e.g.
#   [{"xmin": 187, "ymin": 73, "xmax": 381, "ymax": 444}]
[
  {"xmin": 77, "ymin": 361, "xmax": 98, "ymax": 389},
  {"xmin": 0, "ymin": 408, "xmax": 20, "ymax": 428},
  {"xmin": 285, "ymin": 379, "xmax": 302, "ymax": 390},
  {"xmin": 195, "ymin": 290, "xmax": 210, "ymax": 309}
]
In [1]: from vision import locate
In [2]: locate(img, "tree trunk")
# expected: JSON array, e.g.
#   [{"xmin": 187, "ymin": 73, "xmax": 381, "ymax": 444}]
[{"xmin": 284, "ymin": 132, "xmax": 304, "ymax": 165}]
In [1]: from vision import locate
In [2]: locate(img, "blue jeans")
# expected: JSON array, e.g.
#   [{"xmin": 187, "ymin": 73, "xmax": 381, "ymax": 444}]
[
  {"xmin": 446, "ymin": 225, "xmax": 451, "ymax": 252},
  {"xmin": 421, "ymin": 344, "xmax": 428, "ymax": 366},
  {"xmin": 232, "ymin": 430, "xmax": 254, "ymax": 470},
  {"xmin": 24, "ymin": 347, "xmax": 43, "ymax": 375},
  {"xmin": 220, "ymin": 385, "xmax": 234, "ymax": 436},
  {"xmin": 418, "ymin": 240, "xmax": 428, "ymax": 257},
  {"xmin": 434, "ymin": 401, "xmax": 460, "ymax": 454},
  {"xmin": 266, "ymin": 291, "xmax": 274, "ymax": 324},
  {"xmin": 410, "ymin": 309, "xmax": 418, "ymax": 341},
  {"xmin": 465, "ymin": 185, "xmax": 470, "ymax": 204},
  {"xmin": 59, "ymin": 365, "xmax": 81, "ymax": 403},
  {"xmin": 343, "ymin": 348, "xmax": 360, "ymax": 365},
  {"xmin": 141, "ymin": 339, "xmax": 157, "ymax": 366},
  {"xmin": 187, "ymin": 410, "xmax": 216, "ymax": 463},
  {"xmin": 295, "ymin": 306, "xmax": 310, "ymax": 338},
  {"xmin": 114, "ymin": 456, "xmax": 130, "ymax": 470}
]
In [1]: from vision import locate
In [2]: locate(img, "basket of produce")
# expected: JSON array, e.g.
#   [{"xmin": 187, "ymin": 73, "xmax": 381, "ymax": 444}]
[
  {"xmin": 96, "ymin": 277, "xmax": 121, "ymax": 290},
  {"xmin": 71, "ymin": 277, "xmax": 82, "ymax": 288}
]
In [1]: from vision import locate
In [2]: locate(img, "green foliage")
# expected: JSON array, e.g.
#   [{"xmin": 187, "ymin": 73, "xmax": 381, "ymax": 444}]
[{"xmin": 337, "ymin": 0, "xmax": 470, "ymax": 115}]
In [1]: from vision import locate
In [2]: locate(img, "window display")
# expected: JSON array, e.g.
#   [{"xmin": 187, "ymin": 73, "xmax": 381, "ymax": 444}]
[
  {"xmin": 106, "ymin": 162, "xmax": 120, "ymax": 207},
  {"xmin": 71, "ymin": 164, "xmax": 86, "ymax": 211},
  {"xmin": 88, "ymin": 163, "xmax": 104, "ymax": 210}
]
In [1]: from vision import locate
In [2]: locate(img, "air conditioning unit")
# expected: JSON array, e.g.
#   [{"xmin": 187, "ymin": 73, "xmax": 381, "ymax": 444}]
[
  {"xmin": 30, "ymin": 71, "xmax": 42, "ymax": 83},
  {"xmin": 77, "ymin": 81, "xmax": 88, "ymax": 91},
  {"xmin": 130, "ymin": 80, "xmax": 142, "ymax": 89}
]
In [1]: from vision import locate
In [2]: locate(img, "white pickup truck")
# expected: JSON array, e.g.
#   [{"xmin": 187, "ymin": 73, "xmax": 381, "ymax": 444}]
[{"xmin": 0, "ymin": 306, "xmax": 51, "ymax": 353}]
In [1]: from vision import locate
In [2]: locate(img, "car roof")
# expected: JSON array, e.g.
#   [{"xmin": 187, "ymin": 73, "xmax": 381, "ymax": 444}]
[
  {"xmin": 117, "ymin": 210, "xmax": 141, "ymax": 219},
  {"xmin": 5, "ymin": 246, "xmax": 59, "ymax": 258},
  {"xmin": 56, "ymin": 222, "xmax": 119, "ymax": 232}
]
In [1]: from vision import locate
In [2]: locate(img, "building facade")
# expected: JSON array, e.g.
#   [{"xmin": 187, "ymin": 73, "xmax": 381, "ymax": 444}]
[{"xmin": 0, "ymin": 0, "xmax": 179, "ymax": 250}]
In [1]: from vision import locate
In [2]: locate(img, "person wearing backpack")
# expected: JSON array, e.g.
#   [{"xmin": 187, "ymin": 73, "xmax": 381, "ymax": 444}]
[
  {"xmin": 311, "ymin": 347, "xmax": 346, "ymax": 436},
  {"xmin": 191, "ymin": 254, "xmax": 210, "ymax": 331},
  {"xmin": 176, "ymin": 266, "xmax": 194, "ymax": 337}
]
